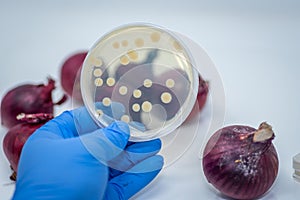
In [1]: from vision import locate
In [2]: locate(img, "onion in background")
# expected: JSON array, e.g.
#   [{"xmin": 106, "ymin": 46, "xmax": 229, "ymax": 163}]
[
  {"xmin": 60, "ymin": 51, "xmax": 87, "ymax": 103},
  {"xmin": 1, "ymin": 78, "xmax": 66, "ymax": 128}
]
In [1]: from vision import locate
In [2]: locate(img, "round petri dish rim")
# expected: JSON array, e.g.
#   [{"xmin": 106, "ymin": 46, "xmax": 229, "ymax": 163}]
[{"xmin": 80, "ymin": 23, "xmax": 199, "ymax": 142}]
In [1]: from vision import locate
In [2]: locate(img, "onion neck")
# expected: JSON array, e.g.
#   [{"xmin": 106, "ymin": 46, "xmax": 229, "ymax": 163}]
[
  {"xmin": 249, "ymin": 122, "xmax": 275, "ymax": 154},
  {"xmin": 253, "ymin": 122, "xmax": 274, "ymax": 143},
  {"xmin": 45, "ymin": 77, "xmax": 56, "ymax": 93}
]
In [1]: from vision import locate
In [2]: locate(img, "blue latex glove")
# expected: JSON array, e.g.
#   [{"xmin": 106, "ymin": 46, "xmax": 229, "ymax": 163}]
[{"xmin": 12, "ymin": 104, "xmax": 163, "ymax": 200}]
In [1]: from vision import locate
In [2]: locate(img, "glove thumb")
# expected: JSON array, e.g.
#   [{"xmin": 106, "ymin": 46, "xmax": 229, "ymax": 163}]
[{"xmin": 80, "ymin": 121, "xmax": 130, "ymax": 163}]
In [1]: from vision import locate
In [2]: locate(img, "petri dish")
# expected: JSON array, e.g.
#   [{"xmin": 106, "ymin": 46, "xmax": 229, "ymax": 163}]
[{"xmin": 80, "ymin": 23, "xmax": 199, "ymax": 142}]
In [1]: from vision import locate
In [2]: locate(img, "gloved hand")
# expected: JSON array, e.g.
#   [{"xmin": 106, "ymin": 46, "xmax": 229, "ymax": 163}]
[{"xmin": 12, "ymin": 104, "xmax": 163, "ymax": 200}]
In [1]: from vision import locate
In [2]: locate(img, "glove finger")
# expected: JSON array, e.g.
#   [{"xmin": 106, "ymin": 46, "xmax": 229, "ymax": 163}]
[
  {"xmin": 73, "ymin": 102, "xmax": 126, "ymax": 134},
  {"xmin": 105, "ymin": 155, "xmax": 163, "ymax": 200},
  {"xmin": 37, "ymin": 102, "xmax": 126, "ymax": 139},
  {"xmin": 80, "ymin": 121, "xmax": 130, "ymax": 161},
  {"xmin": 95, "ymin": 102, "xmax": 125, "ymax": 120},
  {"xmin": 109, "ymin": 139, "xmax": 161, "ymax": 178},
  {"xmin": 36, "ymin": 110, "xmax": 85, "ymax": 139},
  {"xmin": 128, "ymin": 121, "xmax": 146, "ymax": 131}
]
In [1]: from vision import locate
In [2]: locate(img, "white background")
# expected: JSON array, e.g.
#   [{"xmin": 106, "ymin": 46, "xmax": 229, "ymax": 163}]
[{"xmin": 1, "ymin": 0, "xmax": 300, "ymax": 199}]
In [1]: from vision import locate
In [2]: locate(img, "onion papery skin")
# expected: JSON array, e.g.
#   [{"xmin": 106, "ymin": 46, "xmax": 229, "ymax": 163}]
[{"xmin": 202, "ymin": 124, "xmax": 279, "ymax": 200}]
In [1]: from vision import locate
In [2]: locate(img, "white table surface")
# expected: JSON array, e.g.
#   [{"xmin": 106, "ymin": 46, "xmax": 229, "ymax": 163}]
[{"xmin": 1, "ymin": 0, "xmax": 300, "ymax": 199}]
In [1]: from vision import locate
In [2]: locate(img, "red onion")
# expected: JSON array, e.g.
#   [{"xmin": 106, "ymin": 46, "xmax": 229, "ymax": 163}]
[
  {"xmin": 156, "ymin": 70, "xmax": 208, "ymax": 118},
  {"xmin": 128, "ymin": 83, "xmax": 180, "ymax": 122},
  {"xmin": 99, "ymin": 48, "xmax": 208, "ymax": 122},
  {"xmin": 202, "ymin": 122, "xmax": 279, "ymax": 199},
  {"xmin": 1, "ymin": 78, "xmax": 67, "ymax": 128},
  {"xmin": 60, "ymin": 51, "xmax": 87, "ymax": 102},
  {"xmin": 196, "ymin": 76, "xmax": 209, "ymax": 111},
  {"xmin": 3, "ymin": 113, "xmax": 53, "ymax": 181},
  {"xmin": 185, "ymin": 76, "xmax": 209, "ymax": 122},
  {"xmin": 117, "ymin": 67, "xmax": 207, "ymax": 123}
]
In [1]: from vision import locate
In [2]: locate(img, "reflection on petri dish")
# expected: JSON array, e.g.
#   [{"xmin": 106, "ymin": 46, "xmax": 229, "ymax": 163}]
[{"xmin": 80, "ymin": 24, "xmax": 199, "ymax": 142}]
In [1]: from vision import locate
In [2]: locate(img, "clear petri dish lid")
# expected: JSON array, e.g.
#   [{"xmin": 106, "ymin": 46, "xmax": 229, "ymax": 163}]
[{"xmin": 80, "ymin": 23, "xmax": 199, "ymax": 142}]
